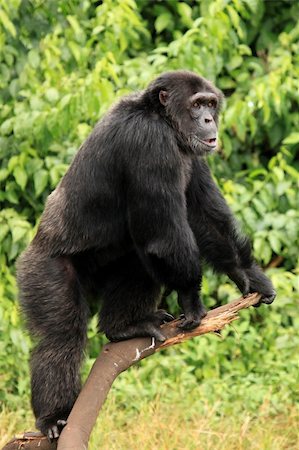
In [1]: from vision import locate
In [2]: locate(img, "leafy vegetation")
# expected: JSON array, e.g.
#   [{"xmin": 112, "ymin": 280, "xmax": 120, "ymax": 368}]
[{"xmin": 0, "ymin": 0, "xmax": 298, "ymax": 448}]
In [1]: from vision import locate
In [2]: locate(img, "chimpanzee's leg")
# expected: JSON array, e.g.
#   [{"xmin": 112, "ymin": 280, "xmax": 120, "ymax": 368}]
[
  {"xmin": 17, "ymin": 244, "xmax": 89, "ymax": 439},
  {"xmin": 99, "ymin": 253, "xmax": 173, "ymax": 342}
]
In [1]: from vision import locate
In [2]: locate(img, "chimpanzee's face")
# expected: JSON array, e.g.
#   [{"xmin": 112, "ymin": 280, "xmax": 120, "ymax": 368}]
[{"xmin": 158, "ymin": 74, "xmax": 223, "ymax": 156}]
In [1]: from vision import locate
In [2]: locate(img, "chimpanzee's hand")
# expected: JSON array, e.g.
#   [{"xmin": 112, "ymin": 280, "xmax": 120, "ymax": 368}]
[
  {"xmin": 229, "ymin": 265, "xmax": 276, "ymax": 307},
  {"xmin": 245, "ymin": 264, "xmax": 276, "ymax": 307}
]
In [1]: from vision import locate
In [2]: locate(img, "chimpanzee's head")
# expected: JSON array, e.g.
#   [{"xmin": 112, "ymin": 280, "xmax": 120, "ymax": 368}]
[{"xmin": 147, "ymin": 70, "xmax": 224, "ymax": 156}]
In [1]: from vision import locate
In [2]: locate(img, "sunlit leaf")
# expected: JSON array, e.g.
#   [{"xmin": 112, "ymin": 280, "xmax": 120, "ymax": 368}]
[
  {"xmin": 0, "ymin": 8, "xmax": 16, "ymax": 37},
  {"xmin": 155, "ymin": 13, "xmax": 172, "ymax": 33},
  {"xmin": 11, "ymin": 226, "xmax": 28, "ymax": 243},
  {"xmin": 283, "ymin": 133, "xmax": 299, "ymax": 145},
  {"xmin": 13, "ymin": 166, "xmax": 28, "ymax": 190},
  {"xmin": 45, "ymin": 88, "xmax": 59, "ymax": 104},
  {"xmin": 28, "ymin": 49, "xmax": 40, "ymax": 69},
  {"xmin": 34, "ymin": 170, "xmax": 49, "ymax": 197}
]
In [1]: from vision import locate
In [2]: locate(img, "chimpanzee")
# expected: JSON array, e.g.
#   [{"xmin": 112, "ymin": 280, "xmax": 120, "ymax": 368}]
[{"xmin": 17, "ymin": 70, "xmax": 276, "ymax": 439}]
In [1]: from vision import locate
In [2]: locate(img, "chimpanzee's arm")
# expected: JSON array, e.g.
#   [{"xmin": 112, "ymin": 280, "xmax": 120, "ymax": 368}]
[{"xmin": 186, "ymin": 158, "xmax": 276, "ymax": 305}]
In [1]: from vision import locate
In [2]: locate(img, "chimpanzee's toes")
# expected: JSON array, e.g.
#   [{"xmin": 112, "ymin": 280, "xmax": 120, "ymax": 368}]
[
  {"xmin": 105, "ymin": 318, "xmax": 167, "ymax": 342},
  {"xmin": 43, "ymin": 419, "xmax": 67, "ymax": 442},
  {"xmin": 144, "ymin": 310, "xmax": 175, "ymax": 340},
  {"xmin": 47, "ymin": 425, "xmax": 59, "ymax": 442},
  {"xmin": 145, "ymin": 323, "xmax": 166, "ymax": 342},
  {"xmin": 178, "ymin": 307, "xmax": 207, "ymax": 330},
  {"xmin": 178, "ymin": 317, "xmax": 201, "ymax": 330},
  {"xmin": 153, "ymin": 309, "xmax": 175, "ymax": 323},
  {"xmin": 57, "ymin": 419, "xmax": 68, "ymax": 427},
  {"xmin": 104, "ymin": 308, "xmax": 176, "ymax": 342}
]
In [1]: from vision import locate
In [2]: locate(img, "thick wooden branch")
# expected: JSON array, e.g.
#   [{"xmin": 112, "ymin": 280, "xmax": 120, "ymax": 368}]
[{"xmin": 2, "ymin": 293, "xmax": 261, "ymax": 450}]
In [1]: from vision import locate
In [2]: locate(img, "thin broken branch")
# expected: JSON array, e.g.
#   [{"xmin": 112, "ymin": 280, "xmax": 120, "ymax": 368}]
[{"xmin": 2, "ymin": 293, "xmax": 261, "ymax": 450}]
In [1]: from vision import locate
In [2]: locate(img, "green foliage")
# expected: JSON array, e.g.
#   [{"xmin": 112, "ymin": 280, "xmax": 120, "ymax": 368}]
[
  {"xmin": 0, "ymin": 0, "xmax": 298, "ymax": 429},
  {"xmin": 0, "ymin": 261, "xmax": 31, "ymax": 407}
]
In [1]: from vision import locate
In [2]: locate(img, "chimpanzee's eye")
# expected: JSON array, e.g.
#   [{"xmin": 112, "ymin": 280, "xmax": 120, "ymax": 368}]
[
  {"xmin": 208, "ymin": 101, "xmax": 216, "ymax": 108},
  {"xmin": 193, "ymin": 102, "xmax": 201, "ymax": 108}
]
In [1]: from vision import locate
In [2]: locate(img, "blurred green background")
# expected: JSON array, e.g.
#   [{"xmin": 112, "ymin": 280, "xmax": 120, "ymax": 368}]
[{"xmin": 0, "ymin": 0, "xmax": 298, "ymax": 449}]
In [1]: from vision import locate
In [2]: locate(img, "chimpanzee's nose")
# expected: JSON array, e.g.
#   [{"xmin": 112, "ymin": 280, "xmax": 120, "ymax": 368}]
[{"xmin": 204, "ymin": 115, "xmax": 213, "ymax": 124}]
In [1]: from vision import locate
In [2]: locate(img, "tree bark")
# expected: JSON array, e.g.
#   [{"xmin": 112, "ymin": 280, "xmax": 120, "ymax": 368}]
[{"xmin": 2, "ymin": 293, "xmax": 261, "ymax": 450}]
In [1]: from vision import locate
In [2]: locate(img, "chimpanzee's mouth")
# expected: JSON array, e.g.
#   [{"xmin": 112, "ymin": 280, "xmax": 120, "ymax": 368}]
[{"xmin": 201, "ymin": 137, "xmax": 217, "ymax": 148}]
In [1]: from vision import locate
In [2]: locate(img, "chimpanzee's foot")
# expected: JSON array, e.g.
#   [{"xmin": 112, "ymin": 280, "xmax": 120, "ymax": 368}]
[
  {"xmin": 178, "ymin": 306, "xmax": 207, "ymax": 330},
  {"xmin": 106, "ymin": 309, "xmax": 174, "ymax": 342},
  {"xmin": 177, "ymin": 288, "xmax": 207, "ymax": 331},
  {"xmin": 37, "ymin": 417, "xmax": 67, "ymax": 441}
]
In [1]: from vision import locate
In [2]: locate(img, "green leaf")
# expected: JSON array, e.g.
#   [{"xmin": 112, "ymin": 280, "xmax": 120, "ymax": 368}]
[
  {"xmin": 67, "ymin": 15, "xmax": 81, "ymax": 36},
  {"xmin": 235, "ymin": 120, "xmax": 246, "ymax": 142},
  {"xmin": 285, "ymin": 165, "xmax": 299, "ymax": 180},
  {"xmin": 269, "ymin": 233, "xmax": 282, "ymax": 254},
  {"xmin": 238, "ymin": 44, "xmax": 252, "ymax": 56},
  {"xmin": 243, "ymin": 0, "xmax": 259, "ymax": 13},
  {"xmin": 34, "ymin": 170, "xmax": 49, "ymax": 197},
  {"xmin": 11, "ymin": 226, "xmax": 28, "ymax": 243},
  {"xmin": 45, "ymin": 88, "xmax": 59, "ymax": 104},
  {"xmin": 225, "ymin": 55, "xmax": 243, "ymax": 71},
  {"xmin": 283, "ymin": 133, "xmax": 299, "ymax": 145},
  {"xmin": 177, "ymin": 3, "xmax": 193, "ymax": 27},
  {"xmin": 227, "ymin": 5, "xmax": 244, "ymax": 38},
  {"xmin": 28, "ymin": 50, "xmax": 40, "ymax": 69},
  {"xmin": 59, "ymin": 94, "xmax": 72, "ymax": 108},
  {"xmin": 252, "ymin": 198, "xmax": 266, "ymax": 215},
  {"xmin": 8, "ymin": 155, "xmax": 19, "ymax": 172},
  {"xmin": 248, "ymin": 169, "xmax": 267, "ymax": 179},
  {"xmin": 253, "ymin": 236, "xmax": 263, "ymax": 255},
  {"xmin": 0, "ymin": 223, "xmax": 9, "ymax": 242},
  {"xmin": 0, "ymin": 168, "xmax": 8, "ymax": 181},
  {"xmin": 8, "ymin": 241, "xmax": 19, "ymax": 260},
  {"xmin": 5, "ymin": 188, "xmax": 19, "ymax": 204},
  {"xmin": 221, "ymin": 133, "xmax": 232, "ymax": 158},
  {"xmin": 0, "ymin": 118, "xmax": 14, "ymax": 135},
  {"xmin": 0, "ymin": 9, "xmax": 16, "ymax": 37},
  {"xmin": 69, "ymin": 41, "xmax": 81, "ymax": 63},
  {"xmin": 155, "ymin": 13, "xmax": 172, "ymax": 33},
  {"xmin": 13, "ymin": 166, "xmax": 28, "ymax": 190}
]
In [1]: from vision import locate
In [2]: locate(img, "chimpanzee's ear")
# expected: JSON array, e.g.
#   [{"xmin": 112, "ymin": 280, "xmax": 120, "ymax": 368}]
[{"xmin": 159, "ymin": 90, "xmax": 169, "ymax": 106}]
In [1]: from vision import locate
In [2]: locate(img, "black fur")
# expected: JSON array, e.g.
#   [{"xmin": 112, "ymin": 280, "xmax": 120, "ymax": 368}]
[{"xmin": 17, "ymin": 70, "xmax": 275, "ymax": 438}]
